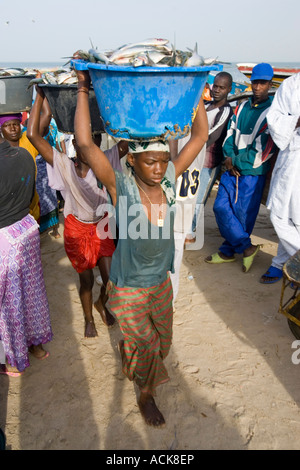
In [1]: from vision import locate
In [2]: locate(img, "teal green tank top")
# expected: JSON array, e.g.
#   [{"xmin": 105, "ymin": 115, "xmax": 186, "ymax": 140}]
[{"xmin": 109, "ymin": 162, "xmax": 176, "ymax": 288}]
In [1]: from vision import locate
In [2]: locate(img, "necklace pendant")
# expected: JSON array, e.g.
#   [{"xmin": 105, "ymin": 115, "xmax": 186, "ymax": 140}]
[{"xmin": 157, "ymin": 218, "xmax": 164, "ymax": 227}]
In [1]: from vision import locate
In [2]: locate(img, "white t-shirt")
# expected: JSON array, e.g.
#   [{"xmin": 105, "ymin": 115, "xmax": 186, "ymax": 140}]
[
  {"xmin": 47, "ymin": 145, "xmax": 121, "ymax": 223},
  {"xmin": 173, "ymin": 135, "xmax": 206, "ymax": 233}
]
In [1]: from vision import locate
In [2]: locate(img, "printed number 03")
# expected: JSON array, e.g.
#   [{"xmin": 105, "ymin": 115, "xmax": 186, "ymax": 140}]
[{"xmin": 178, "ymin": 168, "xmax": 200, "ymax": 198}]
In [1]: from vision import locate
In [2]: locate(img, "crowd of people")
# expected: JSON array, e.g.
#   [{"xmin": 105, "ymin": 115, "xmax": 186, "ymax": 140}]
[{"xmin": 0, "ymin": 60, "xmax": 299, "ymax": 430}]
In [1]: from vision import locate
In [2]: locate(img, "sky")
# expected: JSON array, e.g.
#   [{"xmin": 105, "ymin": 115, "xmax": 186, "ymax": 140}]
[{"xmin": 0, "ymin": 0, "xmax": 299, "ymax": 65}]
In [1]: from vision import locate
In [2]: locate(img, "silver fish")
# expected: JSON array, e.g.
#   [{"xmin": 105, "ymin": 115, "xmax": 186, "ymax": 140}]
[
  {"xmin": 44, "ymin": 72, "xmax": 58, "ymax": 84},
  {"xmin": 71, "ymin": 39, "xmax": 218, "ymax": 70},
  {"xmin": 62, "ymin": 49, "xmax": 95, "ymax": 66},
  {"xmin": 184, "ymin": 43, "xmax": 204, "ymax": 67},
  {"xmin": 73, "ymin": 50, "xmax": 92, "ymax": 61},
  {"xmin": 23, "ymin": 68, "xmax": 38, "ymax": 75},
  {"xmin": 131, "ymin": 53, "xmax": 151, "ymax": 67},
  {"xmin": 147, "ymin": 50, "xmax": 169, "ymax": 64},
  {"xmin": 175, "ymin": 52, "xmax": 191, "ymax": 66},
  {"xmin": 156, "ymin": 42, "xmax": 173, "ymax": 55},
  {"xmin": 203, "ymin": 56, "xmax": 218, "ymax": 65},
  {"xmin": 0, "ymin": 67, "xmax": 26, "ymax": 76},
  {"xmin": 109, "ymin": 45, "xmax": 170, "ymax": 63},
  {"xmin": 27, "ymin": 77, "xmax": 44, "ymax": 89},
  {"xmin": 61, "ymin": 76, "xmax": 78, "ymax": 85},
  {"xmin": 56, "ymin": 71, "xmax": 77, "ymax": 85},
  {"xmin": 111, "ymin": 57, "xmax": 133, "ymax": 66},
  {"xmin": 114, "ymin": 38, "xmax": 170, "ymax": 53},
  {"xmin": 88, "ymin": 48, "xmax": 110, "ymax": 65}
]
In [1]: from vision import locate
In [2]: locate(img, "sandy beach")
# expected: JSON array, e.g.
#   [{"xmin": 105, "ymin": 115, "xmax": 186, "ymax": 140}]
[{"xmin": 1, "ymin": 187, "xmax": 300, "ymax": 451}]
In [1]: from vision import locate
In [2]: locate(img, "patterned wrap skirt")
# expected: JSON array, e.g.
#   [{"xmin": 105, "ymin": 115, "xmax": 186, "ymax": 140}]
[
  {"xmin": 0, "ymin": 214, "xmax": 53, "ymax": 371},
  {"xmin": 36, "ymin": 154, "xmax": 59, "ymax": 233},
  {"xmin": 107, "ymin": 275, "xmax": 173, "ymax": 395},
  {"xmin": 64, "ymin": 214, "xmax": 115, "ymax": 273}
]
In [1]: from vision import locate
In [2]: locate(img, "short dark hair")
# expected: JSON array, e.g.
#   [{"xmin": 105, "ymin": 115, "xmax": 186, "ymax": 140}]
[{"xmin": 214, "ymin": 71, "xmax": 233, "ymax": 87}]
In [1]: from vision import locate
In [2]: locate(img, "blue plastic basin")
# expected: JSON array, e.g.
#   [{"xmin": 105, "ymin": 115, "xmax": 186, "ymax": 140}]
[{"xmin": 74, "ymin": 60, "xmax": 222, "ymax": 140}]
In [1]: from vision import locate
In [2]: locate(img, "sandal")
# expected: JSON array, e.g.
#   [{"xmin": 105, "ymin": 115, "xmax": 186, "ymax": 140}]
[
  {"xmin": 205, "ymin": 252, "xmax": 236, "ymax": 264},
  {"xmin": 0, "ymin": 365, "xmax": 24, "ymax": 377},
  {"xmin": 260, "ymin": 265, "xmax": 283, "ymax": 284},
  {"xmin": 242, "ymin": 245, "xmax": 261, "ymax": 273},
  {"xmin": 28, "ymin": 345, "xmax": 50, "ymax": 361}
]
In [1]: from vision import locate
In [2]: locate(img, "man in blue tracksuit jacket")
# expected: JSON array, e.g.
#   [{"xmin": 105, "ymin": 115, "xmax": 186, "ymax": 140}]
[{"xmin": 205, "ymin": 63, "xmax": 277, "ymax": 273}]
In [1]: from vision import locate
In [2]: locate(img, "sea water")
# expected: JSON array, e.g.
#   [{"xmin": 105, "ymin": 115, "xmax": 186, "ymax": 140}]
[
  {"xmin": 0, "ymin": 61, "xmax": 67, "ymax": 70},
  {"xmin": 1, "ymin": 59, "xmax": 300, "ymax": 85},
  {"xmin": 1, "ymin": 60, "xmax": 299, "ymax": 110},
  {"xmin": 217, "ymin": 61, "xmax": 300, "ymax": 86},
  {"xmin": 1, "ymin": 60, "xmax": 300, "ymax": 72}
]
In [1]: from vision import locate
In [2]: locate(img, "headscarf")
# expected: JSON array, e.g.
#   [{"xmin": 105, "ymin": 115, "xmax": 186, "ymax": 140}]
[
  {"xmin": 126, "ymin": 139, "xmax": 175, "ymax": 206},
  {"xmin": 128, "ymin": 140, "xmax": 170, "ymax": 154},
  {"xmin": 0, "ymin": 113, "xmax": 22, "ymax": 128}
]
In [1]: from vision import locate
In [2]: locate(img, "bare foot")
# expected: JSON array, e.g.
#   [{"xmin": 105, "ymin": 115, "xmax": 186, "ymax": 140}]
[
  {"xmin": 94, "ymin": 298, "xmax": 115, "ymax": 328},
  {"xmin": 49, "ymin": 226, "xmax": 61, "ymax": 239},
  {"xmin": 84, "ymin": 320, "xmax": 98, "ymax": 338},
  {"xmin": 28, "ymin": 344, "xmax": 49, "ymax": 360},
  {"xmin": 50, "ymin": 231, "xmax": 61, "ymax": 239},
  {"xmin": 185, "ymin": 237, "xmax": 196, "ymax": 245},
  {"xmin": 138, "ymin": 392, "xmax": 165, "ymax": 427}
]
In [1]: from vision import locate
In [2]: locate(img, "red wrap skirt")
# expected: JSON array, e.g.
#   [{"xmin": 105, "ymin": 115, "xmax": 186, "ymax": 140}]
[{"xmin": 64, "ymin": 214, "xmax": 115, "ymax": 273}]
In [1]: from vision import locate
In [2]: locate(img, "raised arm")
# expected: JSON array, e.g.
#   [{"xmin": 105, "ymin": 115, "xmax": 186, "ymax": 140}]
[
  {"xmin": 74, "ymin": 69, "xmax": 117, "ymax": 205},
  {"xmin": 39, "ymin": 95, "xmax": 52, "ymax": 138},
  {"xmin": 26, "ymin": 86, "xmax": 54, "ymax": 165},
  {"xmin": 172, "ymin": 97, "xmax": 208, "ymax": 179}
]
